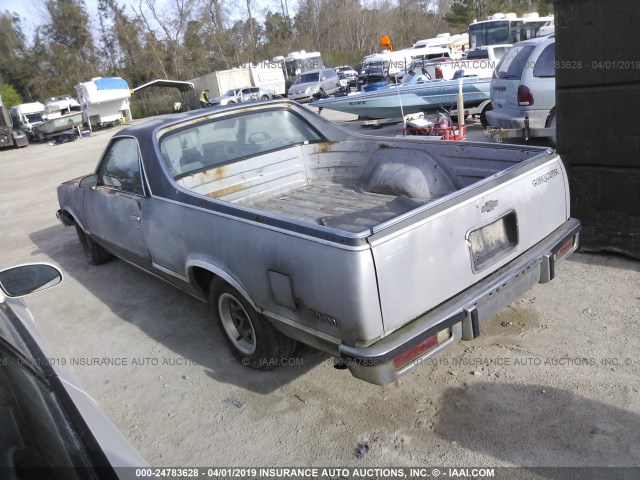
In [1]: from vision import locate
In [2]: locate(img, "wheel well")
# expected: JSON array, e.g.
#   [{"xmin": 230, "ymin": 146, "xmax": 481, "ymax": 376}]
[
  {"xmin": 191, "ymin": 267, "xmax": 216, "ymax": 296},
  {"xmin": 57, "ymin": 209, "xmax": 77, "ymax": 227},
  {"xmin": 546, "ymin": 107, "xmax": 557, "ymax": 127},
  {"xmin": 190, "ymin": 266, "xmax": 258, "ymax": 309}
]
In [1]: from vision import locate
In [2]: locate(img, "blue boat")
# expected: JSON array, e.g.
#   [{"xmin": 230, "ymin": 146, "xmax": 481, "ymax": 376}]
[{"xmin": 310, "ymin": 76, "xmax": 491, "ymax": 119}]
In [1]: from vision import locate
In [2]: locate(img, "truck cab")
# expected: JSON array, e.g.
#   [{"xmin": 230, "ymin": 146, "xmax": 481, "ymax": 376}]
[
  {"xmin": 9, "ymin": 102, "xmax": 45, "ymax": 138},
  {"xmin": 0, "ymin": 106, "xmax": 29, "ymax": 148}
]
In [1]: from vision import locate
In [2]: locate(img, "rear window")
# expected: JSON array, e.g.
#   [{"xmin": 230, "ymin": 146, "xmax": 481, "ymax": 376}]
[
  {"xmin": 495, "ymin": 45, "xmax": 535, "ymax": 79},
  {"xmin": 159, "ymin": 109, "xmax": 324, "ymax": 180},
  {"xmin": 533, "ymin": 43, "xmax": 556, "ymax": 78},
  {"xmin": 466, "ymin": 49, "xmax": 489, "ymax": 60}
]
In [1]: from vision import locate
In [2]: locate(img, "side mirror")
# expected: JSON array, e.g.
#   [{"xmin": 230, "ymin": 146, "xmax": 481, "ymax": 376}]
[
  {"xmin": 79, "ymin": 174, "xmax": 98, "ymax": 188},
  {"xmin": 0, "ymin": 264, "xmax": 62, "ymax": 299}
]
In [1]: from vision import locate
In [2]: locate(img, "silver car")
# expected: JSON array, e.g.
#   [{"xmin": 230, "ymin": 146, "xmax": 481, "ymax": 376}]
[
  {"xmin": 486, "ymin": 36, "xmax": 556, "ymax": 145},
  {"xmin": 287, "ymin": 68, "xmax": 341, "ymax": 102},
  {"xmin": 0, "ymin": 263, "xmax": 148, "ymax": 475},
  {"xmin": 208, "ymin": 86, "xmax": 273, "ymax": 106}
]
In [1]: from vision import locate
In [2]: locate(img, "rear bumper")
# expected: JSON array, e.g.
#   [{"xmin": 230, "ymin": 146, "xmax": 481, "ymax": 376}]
[
  {"xmin": 486, "ymin": 109, "xmax": 549, "ymax": 130},
  {"xmin": 288, "ymin": 92, "xmax": 313, "ymax": 102},
  {"xmin": 339, "ymin": 218, "xmax": 581, "ymax": 385}
]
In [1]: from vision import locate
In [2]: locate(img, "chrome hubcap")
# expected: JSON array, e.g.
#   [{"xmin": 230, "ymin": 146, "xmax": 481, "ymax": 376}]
[{"xmin": 218, "ymin": 293, "xmax": 256, "ymax": 355}]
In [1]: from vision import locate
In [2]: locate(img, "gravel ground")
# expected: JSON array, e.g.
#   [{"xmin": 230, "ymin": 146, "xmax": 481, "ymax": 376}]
[{"xmin": 1, "ymin": 108, "xmax": 638, "ymax": 474}]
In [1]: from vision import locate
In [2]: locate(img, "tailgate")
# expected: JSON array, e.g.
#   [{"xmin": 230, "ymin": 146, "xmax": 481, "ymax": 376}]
[{"xmin": 368, "ymin": 152, "xmax": 569, "ymax": 334}]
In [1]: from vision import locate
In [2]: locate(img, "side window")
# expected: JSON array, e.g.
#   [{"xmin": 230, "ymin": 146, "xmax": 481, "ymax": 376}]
[
  {"xmin": 533, "ymin": 43, "xmax": 556, "ymax": 78},
  {"xmin": 98, "ymin": 138, "xmax": 144, "ymax": 195}
]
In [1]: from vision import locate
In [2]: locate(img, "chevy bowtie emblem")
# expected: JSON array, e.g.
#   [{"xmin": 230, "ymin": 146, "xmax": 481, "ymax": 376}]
[{"xmin": 481, "ymin": 200, "xmax": 499, "ymax": 213}]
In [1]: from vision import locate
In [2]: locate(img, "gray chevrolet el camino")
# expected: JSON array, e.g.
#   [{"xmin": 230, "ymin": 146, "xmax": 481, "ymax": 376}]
[{"xmin": 57, "ymin": 100, "xmax": 580, "ymax": 385}]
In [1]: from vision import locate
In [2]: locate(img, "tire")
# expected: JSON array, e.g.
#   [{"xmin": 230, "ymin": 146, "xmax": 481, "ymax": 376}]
[
  {"xmin": 260, "ymin": 95, "xmax": 269, "ymax": 100},
  {"xmin": 210, "ymin": 280, "xmax": 295, "ymax": 370},
  {"xmin": 449, "ymin": 114, "xmax": 469, "ymax": 125},
  {"xmin": 546, "ymin": 109, "xmax": 557, "ymax": 148},
  {"xmin": 75, "ymin": 224, "xmax": 112, "ymax": 265},
  {"xmin": 480, "ymin": 103, "xmax": 493, "ymax": 128}
]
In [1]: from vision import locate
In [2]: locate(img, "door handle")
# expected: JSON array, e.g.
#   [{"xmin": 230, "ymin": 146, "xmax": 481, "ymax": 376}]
[{"xmin": 130, "ymin": 215, "xmax": 141, "ymax": 222}]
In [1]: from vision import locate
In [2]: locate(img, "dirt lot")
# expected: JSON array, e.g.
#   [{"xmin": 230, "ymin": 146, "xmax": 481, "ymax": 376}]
[{"xmin": 1, "ymin": 109, "xmax": 638, "ymax": 474}]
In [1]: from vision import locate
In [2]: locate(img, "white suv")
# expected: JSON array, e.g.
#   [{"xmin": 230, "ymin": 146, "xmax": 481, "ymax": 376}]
[{"xmin": 486, "ymin": 36, "xmax": 556, "ymax": 146}]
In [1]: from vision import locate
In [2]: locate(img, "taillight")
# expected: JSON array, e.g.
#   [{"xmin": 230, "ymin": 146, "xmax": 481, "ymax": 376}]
[
  {"xmin": 518, "ymin": 85, "xmax": 534, "ymax": 106},
  {"xmin": 554, "ymin": 236, "xmax": 576, "ymax": 261},
  {"xmin": 435, "ymin": 66, "xmax": 443, "ymax": 79},
  {"xmin": 393, "ymin": 328, "xmax": 451, "ymax": 370}
]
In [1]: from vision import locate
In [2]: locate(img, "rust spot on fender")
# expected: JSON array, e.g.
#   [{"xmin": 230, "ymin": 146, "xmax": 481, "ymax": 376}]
[{"xmin": 314, "ymin": 141, "xmax": 338, "ymax": 154}]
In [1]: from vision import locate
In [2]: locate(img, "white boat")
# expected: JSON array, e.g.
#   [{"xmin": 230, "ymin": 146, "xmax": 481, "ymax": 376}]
[
  {"xmin": 310, "ymin": 76, "xmax": 491, "ymax": 119},
  {"xmin": 32, "ymin": 112, "xmax": 84, "ymax": 140}
]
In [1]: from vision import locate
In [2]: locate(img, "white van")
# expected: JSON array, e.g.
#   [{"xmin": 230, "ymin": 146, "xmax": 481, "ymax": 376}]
[{"xmin": 486, "ymin": 36, "xmax": 556, "ymax": 145}]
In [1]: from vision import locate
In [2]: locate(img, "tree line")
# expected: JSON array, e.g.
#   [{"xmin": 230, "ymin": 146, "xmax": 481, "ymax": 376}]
[{"xmin": 0, "ymin": 0, "xmax": 551, "ymax": 106}]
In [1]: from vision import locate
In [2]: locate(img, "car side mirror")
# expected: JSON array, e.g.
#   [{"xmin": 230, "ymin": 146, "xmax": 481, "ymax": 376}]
[
  {"xmin": 320, "ymin": 76, "xmax": 325, "ymax": 80},
  {"xmin": 79, "ymin": 174, "xmax": 98, "ymax": 188},
  {"xmin": 0, "ymin": 264, "xmax": 62, "ymax": 299}
]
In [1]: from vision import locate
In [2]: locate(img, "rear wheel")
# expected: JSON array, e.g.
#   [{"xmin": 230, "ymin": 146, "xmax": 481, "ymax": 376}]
[
  {"xmin": 260, "ymin": 95, "xmax": 269, "ymax": 100},
  {"xmin": 480, "ymin": 103, "xmax": 493, "ymax": 128},
  {"xmin": 210, "ymin": 280, "xmax": 295, "ymax": 370},
  {"xmin": 75, "ymin": 224, "xmax": 112, "ymax": 265}
]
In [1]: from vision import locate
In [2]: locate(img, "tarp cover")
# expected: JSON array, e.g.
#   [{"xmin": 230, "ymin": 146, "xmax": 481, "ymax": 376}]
[{"xmin": 95, "ymin": 77, "xmax": 129, "ymax": 90}]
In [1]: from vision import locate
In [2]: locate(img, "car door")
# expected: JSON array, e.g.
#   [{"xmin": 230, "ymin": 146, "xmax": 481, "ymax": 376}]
[
  {"xmin": 324, "ymin": 69, "xmax": 338, "ymax": 93},
  {"xmin": 83, "ymin": 137, "xmax": 151, "ymax": 268},
  {"xmin": 239, "ymin": 88, "xmax": 252, "ymax": 102}
]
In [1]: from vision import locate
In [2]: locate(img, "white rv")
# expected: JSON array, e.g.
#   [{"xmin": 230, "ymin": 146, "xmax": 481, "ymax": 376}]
[
  {"xmin": 363, "ymin": 45, "xmax": 452, "ymax": 80},
  {"xmin": 76, "ymin": 77, "xmax": 132, "ymax": 127}
]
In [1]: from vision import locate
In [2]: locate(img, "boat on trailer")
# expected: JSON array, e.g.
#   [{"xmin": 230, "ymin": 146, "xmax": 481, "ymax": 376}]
[
  {"xmin": 32, "ymin": 111, "xmax": 84, "ymax": 141},
  {"xmin": 310, "ymin": 76, "xmax": 491, "ymax": 119}
]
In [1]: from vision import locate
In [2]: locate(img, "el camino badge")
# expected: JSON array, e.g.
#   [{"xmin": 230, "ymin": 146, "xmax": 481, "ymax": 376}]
[
  {"xmin": 481, "ymin": 199, "xmax": 499, "ymax": 213},
  {"xmin": 309, "ymin": 309, "xmax": 337, "ymax": 327}
]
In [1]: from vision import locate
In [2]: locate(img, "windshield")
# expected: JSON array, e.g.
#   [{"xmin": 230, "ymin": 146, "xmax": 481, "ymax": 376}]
[
  {"xmin": 25, "ymin": 113, "xmax": 44, "ymax": 124},
  {"xmin": 469, "ymin": 21, "xmax": 509, "ymax": 48},
  {"xmin": 402, "ymin": 74, "xmax": 429, "ymax": 84},
  {"xmin": 294, "ymin": 72, "xmax": 319, "ymax": 84}
]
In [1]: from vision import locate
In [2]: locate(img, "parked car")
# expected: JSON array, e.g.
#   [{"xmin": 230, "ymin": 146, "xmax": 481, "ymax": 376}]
[
  {"xmin": 287, "ymin": 68, "xmax": 340, "ymax": 102},
  {"xmin": 334, "ymin": 65, "xmax": 358, "ymax": 86},
  {"xmin": 56, "ymin": 99, "xmax": 579, "ymax": 385},
  {"xmin": 486, "ymin": 36, "xmax": 556, "ymax": 146},
  {"xmin": 208, "ymin": 86, "xmax": 273, "ymax": 106},
  {"xmin": 465, "ymin": 44, "xmax": 511, "ymax": 62},
  {"xmin": 0, "ymin": 263, "xmax": 148, "ymax": 476},
  {"xmin": 337, "ymin": 71, "xmax": 350, "ymax": 92}
]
